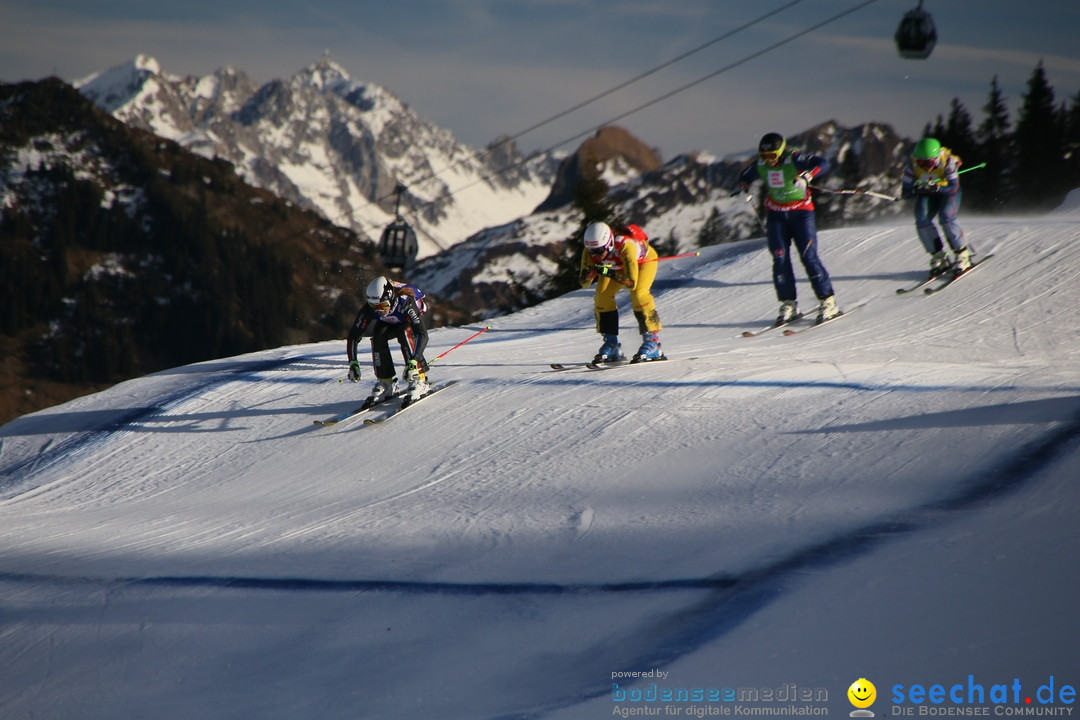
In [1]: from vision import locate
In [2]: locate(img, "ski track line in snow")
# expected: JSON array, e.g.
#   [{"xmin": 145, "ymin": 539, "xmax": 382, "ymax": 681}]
[{"xmin": 514, "ymin": 374, "xmax": 1070, "ymax": 395}]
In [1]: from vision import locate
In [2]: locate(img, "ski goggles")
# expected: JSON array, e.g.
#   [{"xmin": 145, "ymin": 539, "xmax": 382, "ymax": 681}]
[
  {"xmin": 759, "ymin": 139, "xmax": 786, "ymax": 163},
  {"xmin": 369, "ymin": 300, "xmax": 392, "ymax": 314},
  {"xmin": 915, "ymin": 157, "xmax": 939, "ymax": 170}
]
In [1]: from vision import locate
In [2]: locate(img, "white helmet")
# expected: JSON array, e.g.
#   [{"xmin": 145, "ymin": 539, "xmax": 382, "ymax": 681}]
[
  {"xmin": 583, "ymin": 222, "xmax": 614, "ymax": 254},
  {"xmin": 365, "ymin": 276, "xmax": 395, "ymax": 311}
]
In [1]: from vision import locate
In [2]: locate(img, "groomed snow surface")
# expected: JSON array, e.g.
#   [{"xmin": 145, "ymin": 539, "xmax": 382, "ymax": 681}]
[{"xmin": 2, "ymin": 210, "xmax": 1079, "ymax": 719}]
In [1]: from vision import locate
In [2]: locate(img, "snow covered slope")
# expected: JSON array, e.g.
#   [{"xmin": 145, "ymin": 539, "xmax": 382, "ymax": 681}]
[{"xmin": 2, "ymin": 209, "xmax": 1079, "ymax": 720}]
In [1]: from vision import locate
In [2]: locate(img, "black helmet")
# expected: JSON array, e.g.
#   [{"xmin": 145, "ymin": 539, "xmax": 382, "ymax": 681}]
[{"xmin": 758, "ymin": 132, "xmax": 786, "ymax": 162}]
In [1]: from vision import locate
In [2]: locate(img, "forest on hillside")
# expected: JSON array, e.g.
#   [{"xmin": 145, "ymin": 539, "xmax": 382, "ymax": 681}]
[
  {"xmin": 0, "ymin": 79, "xmax": 384, "ymax": 423},
  {"xmin": 918, "ymin": 61, "xmax": 1080, "ymax": 213}
]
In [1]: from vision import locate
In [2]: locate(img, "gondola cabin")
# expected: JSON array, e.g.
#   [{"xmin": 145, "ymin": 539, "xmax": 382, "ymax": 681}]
[
  {"xmin": 895, "ymin": 1, "xmax": 937, "ymax": 59},
  {"xmin": 377, "ymin": 219, "xmax": 418, "ymax": 272}
]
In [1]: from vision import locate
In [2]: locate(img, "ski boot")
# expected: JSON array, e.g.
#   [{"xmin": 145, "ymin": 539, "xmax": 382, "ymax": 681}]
[
  {"xmin": 403, "ymin": 360, "xmax": 430, "ymax": 408},
  {"xmin": 816, "ymin": 295, "xmax": 841, "ymax": 325},
  {"xmin": 362, "ymin": 377, "xmax": 397, "ymax": 409},
  {"xmin": 953, "ymin": 246, "xmax": 972, "ymax": 274},
  {"xmin": 929, "ymin": 250, "xmax": 952, "ymax": 279},
  {"xmin": 631, "ymin": 331, "xmax": 666, "ymax": 363},
  {"xmin": 773, "ymin": 300, "xmax": 799, "ymax": 328},
  {"xmin": 593, "ymin": 334, "xmax": 624, "ymax": 364}
]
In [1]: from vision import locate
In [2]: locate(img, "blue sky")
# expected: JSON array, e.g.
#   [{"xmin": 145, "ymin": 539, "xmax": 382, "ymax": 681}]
[{"xmin": 2, "ymin": 1, "xmax": 1079, "ymax": 159}]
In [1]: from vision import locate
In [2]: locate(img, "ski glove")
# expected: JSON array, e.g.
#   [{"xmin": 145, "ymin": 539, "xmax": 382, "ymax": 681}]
[
  {"xmin": 793, "ymin": 172, "xmax": 813, "ymax": 192},
  {"xmin": 348, "ymin": 360, "xmax": 362, "ymax": 382}
]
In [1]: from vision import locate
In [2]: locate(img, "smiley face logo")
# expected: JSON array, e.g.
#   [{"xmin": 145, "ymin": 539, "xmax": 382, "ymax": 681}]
[{"xmin": 848, "ymin": 678, "xmax": 877, "ymax": 709}]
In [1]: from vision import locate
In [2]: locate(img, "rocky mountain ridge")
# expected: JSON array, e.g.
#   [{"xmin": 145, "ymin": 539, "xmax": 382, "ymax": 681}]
[
  {"xmin": 76, "ymin": 55, "xmax": 560, "ymax": 258},
  {"xmin": 0, "ymin": 77, "xmax": 461, "ymax": 425},
  {"xmin": 413, "ymin": 120, "xmax": 916, "ymax": 317}
]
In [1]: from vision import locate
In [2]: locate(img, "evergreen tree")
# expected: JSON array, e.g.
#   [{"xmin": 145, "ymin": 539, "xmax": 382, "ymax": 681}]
[
  {"xmin": 930, "ymin": 116, "xmax": 947, "ymax": 142},
  {"xmin": 973, "ymin": 76, "xmax": 1012, "ymax": 211},
  {"xmin": 942, "ymin": 98, "xmax": 977, "ymax": 166},
  {"xmin": 1012, "ymin": 61, "xmax": 1065, "ymax": 209},
  {"xmin": 1063, "ymin": 89, "xmax": 1080, "ymax": 191},
  {"xmin": 545, "ymin": 152, "xmax": 617, "ymax": 298}
]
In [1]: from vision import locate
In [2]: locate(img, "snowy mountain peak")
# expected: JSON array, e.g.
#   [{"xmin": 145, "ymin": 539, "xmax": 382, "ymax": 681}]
[
  {"xmin": 77, "ymin": 55, "xmax": 557, "ymax": 257},
  {"xmin": 291, "ymin": 57, "xmax": 354, "ymax": 92},
  {"xmin": 74, "ymin": 53, "xmax": 169, "ymax": 113},
  {"xmin": 74, "ymin": 52, "xmax": 162, "ymax": 89}
]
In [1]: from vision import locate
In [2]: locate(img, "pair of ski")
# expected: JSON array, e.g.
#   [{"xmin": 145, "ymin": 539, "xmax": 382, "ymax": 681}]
[
  {"xmin": 896, "ymin": 254, "xmax": 993, "ymax": 296},
  {"xmin": 550, "ymin": 356, "xmax": 669, "ymax": 372},
  {"xmin": 740, "ymin": 305, "xmax": 859, "ymax": 338},
  {"xmin": 741, "ymin": 255, "xmax": 993, "ymax": 337},
  {"xmin": 361, "ymin": 381, "xmax": 456, "ymax": 425},
  {"xmin": 313, "ymin": 381, "xmax": 454, "ymax": 427},
  {"xmin": 313, "ymin": 390, "xmax": 408, "ymax": 426}
]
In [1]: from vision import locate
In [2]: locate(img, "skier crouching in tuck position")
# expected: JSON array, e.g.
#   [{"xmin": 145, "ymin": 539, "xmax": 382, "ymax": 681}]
[
  {"xmin": 347, "ymin": 275, "xmax": 430, "ymax": 406},
  {"xmin": 901, "ymin": 137, "xmax": 971, "ymax": 278},
  {"xmin": 736, "ymin": 132, "xmax": 841, "ymax": 327},
  {"xmin": 579, "ymin": 221, "xmax": 666, "ymax": 364}
]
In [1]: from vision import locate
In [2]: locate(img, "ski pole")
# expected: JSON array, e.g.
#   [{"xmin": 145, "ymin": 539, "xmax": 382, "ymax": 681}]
[
  {"xmin": 728, "ymin": 190, "xmax": 768, "ymax": 236},
  {"xmin": 430, "ymin": 324, "xmax": 491, "ymax": 364},
  {"xmin": 646, "ymin": 251, "xmax": 701, "ymax": 264},
  {"xmin": 746, "ymin": 194, "xmax": 767, "ymax": 236},
  {"xmin": 608, "ymin": 251, "xmax": 701, "ymax": 271},
  {"xmin": 340, "ymin": 324, "xmax": 490, "ymax": 381},
  {"xmin": 652, "ymin": 253, "xmax": 704, "ymax": 264},
  {"xmin": 809, "ymin": 185, "xmax": 899, "ymax": 201},
  {"xmin": 811, "ymin": 164, "xmax": 986, "ymax": 203}
]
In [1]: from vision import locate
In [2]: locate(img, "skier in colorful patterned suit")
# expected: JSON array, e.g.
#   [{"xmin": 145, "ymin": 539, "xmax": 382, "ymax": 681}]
[
  {"xmin": 736, "ymin": 132, "xmax": 841, "ymax": 327},
  {"xmin": 347, "ymin": 276, "xmax": 430, "ymax": 407},
  {"xmin": 900, "ymin": 137, "xmax": 970, "ymax": 278},
  {"xmin": 579, "ymin": 221, "xmax": 665, "ymax": 363}
]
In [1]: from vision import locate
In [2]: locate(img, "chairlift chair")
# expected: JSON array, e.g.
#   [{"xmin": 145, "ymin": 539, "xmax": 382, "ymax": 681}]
[
  {"xmin": 895, "ymin": 0, "xmax": 937, "ymax": 59},
  {"xmin": 376, "ymin": 183, "xmax": 418, "ymax": 271},
  {"xmin": 377, "ymin": 220, "xmax": 418, "ymax": 272}
]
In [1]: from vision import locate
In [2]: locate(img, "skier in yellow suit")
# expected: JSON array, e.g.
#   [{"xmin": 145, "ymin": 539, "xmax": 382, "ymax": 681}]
[{"xmin": 579, "ymin": 221, "xmax": 665, "ymax": 364}]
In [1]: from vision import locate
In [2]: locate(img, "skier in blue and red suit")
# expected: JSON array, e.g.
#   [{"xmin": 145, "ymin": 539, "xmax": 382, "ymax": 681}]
[
  {"xmin": 347, "ymin": 276, "xmax": 430, "ymax": 407},
  {"xmin": 736, "ymin": 132, "xmax": 841, "ymax": 327}
]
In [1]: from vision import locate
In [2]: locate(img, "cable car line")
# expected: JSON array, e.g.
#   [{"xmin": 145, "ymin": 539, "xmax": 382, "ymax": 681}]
[
  {"xmin": 296, "ymin": 0, "xmax": 884, "ymax": 261},
  {"xmin": 314, "ymin": 0, "xmax": 820, "ymax": 240},
  {"xmin": 428, "ymin": 0, "xmax": 885, "ymax": 218},
  {"xmin": 471, "ymin": 0, "xmax": 812, "ymax": 165}
]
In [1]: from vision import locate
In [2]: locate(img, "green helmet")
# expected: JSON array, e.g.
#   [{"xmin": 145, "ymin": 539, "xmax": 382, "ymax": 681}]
[{"xmin": 913, "ymin": 137, "xmax": 941, "ymax": 160}]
